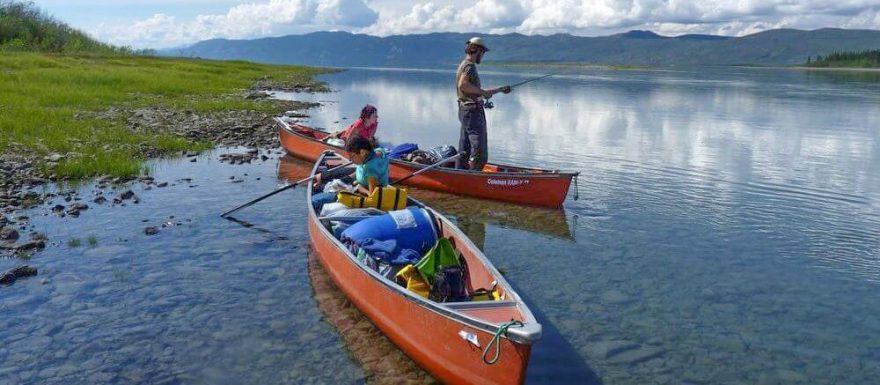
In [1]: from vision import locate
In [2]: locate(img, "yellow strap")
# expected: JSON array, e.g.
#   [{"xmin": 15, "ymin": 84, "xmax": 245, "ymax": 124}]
[{"xmin": 376, "ymin": 187, "xmax": 384, "ymax": 209}]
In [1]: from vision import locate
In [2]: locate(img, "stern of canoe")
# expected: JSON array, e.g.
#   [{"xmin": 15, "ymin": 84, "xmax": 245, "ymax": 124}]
[
  {"xmin": 389, "ymin": 161, "xmax": 575, "ymax": 208},
  {"xmin": 308, "ymin": 216, "xmax": 533, "ymax": 385},
  {"xmin": 278, "ymin": 121, "xmax": 336, "ymax": 162}
]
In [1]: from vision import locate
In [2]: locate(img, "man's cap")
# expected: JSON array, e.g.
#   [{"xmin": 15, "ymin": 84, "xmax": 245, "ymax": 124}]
[{"xmin": 466, "ymin": 37, "xmax": 489, "ymax": 52}]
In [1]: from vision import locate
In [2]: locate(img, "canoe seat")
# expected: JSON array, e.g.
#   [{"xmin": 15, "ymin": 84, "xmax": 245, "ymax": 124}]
[{"xmin": 443, "ymin": 301, "xmax": 525, "ymax": 324}]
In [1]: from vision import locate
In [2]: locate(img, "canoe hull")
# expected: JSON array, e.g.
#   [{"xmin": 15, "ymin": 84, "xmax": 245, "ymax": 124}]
[
  {"xmin": 305, "ymin": 150, "xmax": 539, "ymax": 384},
  {"xmin": 279, "ymin": 122, "xmax": 576, "ymax": 208},
  {"xmin": 309, "ymin": 217, "xmax": 531, "ymax": 384}
]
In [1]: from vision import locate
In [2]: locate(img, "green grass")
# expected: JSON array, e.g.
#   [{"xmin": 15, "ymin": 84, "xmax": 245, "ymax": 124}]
[
  {"xmin": 0, "ymin": 52, "xmax": 330, "ymax": 178},
  {"xmin": 67, "ymin": 238, "xmax": 81, "ymax": 247},
  {"xmin": 87, "ymin": 235, "xmax": 98, "ymax": 247}
]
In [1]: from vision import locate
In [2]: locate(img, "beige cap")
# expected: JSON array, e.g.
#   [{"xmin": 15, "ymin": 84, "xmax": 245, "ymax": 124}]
[{"xmin": 466, "ymin": 37, "xmax": 490, "ymax": 51}]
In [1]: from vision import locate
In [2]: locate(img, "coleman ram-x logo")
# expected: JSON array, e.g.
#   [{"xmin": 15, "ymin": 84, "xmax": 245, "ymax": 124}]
[{"xmin": 487, "ymin": 178, "xmax": 530, "ymax": 187}]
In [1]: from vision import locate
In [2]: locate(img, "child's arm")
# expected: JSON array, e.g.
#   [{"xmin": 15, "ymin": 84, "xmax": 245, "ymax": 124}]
[{"xmin": 356, "ymin": 176, "xmax": 378, "ymax": 195}]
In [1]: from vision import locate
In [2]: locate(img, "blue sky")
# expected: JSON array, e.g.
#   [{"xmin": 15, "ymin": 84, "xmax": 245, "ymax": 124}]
[{"xmin": 32, "ymin": 0, "xmax": 880, "ymax": 49}]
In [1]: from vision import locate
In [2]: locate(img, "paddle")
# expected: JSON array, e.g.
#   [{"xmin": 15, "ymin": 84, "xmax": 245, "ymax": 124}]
[
  {"xmin": 392, "ymin": 153, "xmax": 462, "ymax": 185},
  {"xmin": 222, "ymin": 151, "xmax": 458, "ymax": 218},
  {"xmin": 221, "ymin": 159, "xmax": 353, "ymax": 217}
]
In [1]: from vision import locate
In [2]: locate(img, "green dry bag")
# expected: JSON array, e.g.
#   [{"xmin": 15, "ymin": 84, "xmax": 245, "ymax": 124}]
[{"xmin": 415, "ymin": 238, "xmax": 460, "ymax": 283}]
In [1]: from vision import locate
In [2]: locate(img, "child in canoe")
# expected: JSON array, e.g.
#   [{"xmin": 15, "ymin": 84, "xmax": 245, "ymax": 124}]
[
  {"xmin": 328, "ymin": 104, "xmax": 379, "ymax": 147},
  {"xmin": 347, "ymin": 136, "xmax": 390, "ymax": 195},
  {"xmin": 312, "ymin": 136, "xmax": 390, "ymax": 209}
]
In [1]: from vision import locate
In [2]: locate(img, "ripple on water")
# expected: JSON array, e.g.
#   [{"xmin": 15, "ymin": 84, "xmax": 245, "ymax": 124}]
[{"xmin": 5, "ymin": 66, "xmax": 880, "ymax": 384}]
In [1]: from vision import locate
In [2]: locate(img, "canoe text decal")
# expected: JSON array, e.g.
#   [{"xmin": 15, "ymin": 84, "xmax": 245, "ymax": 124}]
[{"xmin": 487, "ymin": 178, "xmax": 530, "ymax": 187}]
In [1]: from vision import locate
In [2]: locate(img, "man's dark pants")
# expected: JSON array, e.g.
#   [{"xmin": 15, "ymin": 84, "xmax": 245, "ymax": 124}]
[{"xmin": 456, "ymin": 102, "xmax": 487, "ymax": 170}]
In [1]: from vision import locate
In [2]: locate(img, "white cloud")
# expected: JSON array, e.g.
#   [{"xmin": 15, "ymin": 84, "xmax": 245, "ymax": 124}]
[
  {"xmin": 87, "ymin": 0, "xmax": 880, "ymax": 48},
  {"xmin": 464, "ymin": 0, "xmax": 528, "ymax": 28},
  {"xmin": 92, "ymin": 0, "xmax": 378, "ymax": 48},
  {"xmin": 361, "ymin": 0, "xmax": 880, "ymax": 37},
  {"xmin": 512, "ymin": 0, "xmax": 880, "ymax": 35},
  {"xmin": 842, "ymin": 8, "xmax": 880, "ymax": 29},
  {"xmin": 361, "ymin": 2, "xmax": 458, "ymax": 35}
]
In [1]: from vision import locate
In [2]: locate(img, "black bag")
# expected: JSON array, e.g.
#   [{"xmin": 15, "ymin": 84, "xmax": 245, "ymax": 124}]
[
  {"xmin": 403, "ymin": 150, "xmax": 434, "ymax": 165},
  {"xmin": 429, "ymin": 265, "xmax": 469, "ymax": 302},
  {"xmin": 426, "ymin": 145, "xmax": 458, "ymax": 165}
]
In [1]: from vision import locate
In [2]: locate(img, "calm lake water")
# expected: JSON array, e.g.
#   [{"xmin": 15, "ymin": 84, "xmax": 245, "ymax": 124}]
[{"xmin": 3, "ymin": 66, "xmax": 880, "ymax": 384}]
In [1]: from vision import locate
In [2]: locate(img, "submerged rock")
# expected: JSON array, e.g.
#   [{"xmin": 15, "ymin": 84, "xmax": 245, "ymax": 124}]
[
  {"xmin": 66, "ymin": 203, "xmax": 89, "ymax": 217},
  {"xmin": 0, "ymin": 265, "xmax": 38, "ymax": 285},
  {"xmin": 606, "ymin": 346, "xmax": 665, "ymax": 365},
  {"xmin": 144, "ymin": 227, "xmax": 159, "ymax": 236},
  {"xmin": 586, "ymin": 340, "xmax": 640, "ymax": 359},
  {"xmin": 0, "ymin": 227, "xmax": 19, "ymax": 241},
  {"xmin": 0, "ymin": 240, "xmax": 45, "ymax": 253}
]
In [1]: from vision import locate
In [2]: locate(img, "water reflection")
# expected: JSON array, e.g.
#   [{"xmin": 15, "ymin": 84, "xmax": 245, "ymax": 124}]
[
  {"xmin": 276, "ymin": 66, "xmax": 880, "ymax": 384},
  {"xmin": 284, "ymin": 66, "xmax": 880, "ymax": 281},
  {"xmin": 307, "ymin": 249, "xmax": 438, "ymax": 384}
]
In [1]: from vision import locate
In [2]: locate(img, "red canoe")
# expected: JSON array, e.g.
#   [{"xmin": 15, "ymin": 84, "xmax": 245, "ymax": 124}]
[
  {"xmin": 307, "ymin": 151, "xmax": 542, "ymax": 384},
  {"xmin": 277, "ymin": 118, "xmax": 579, "ymax": 208}
]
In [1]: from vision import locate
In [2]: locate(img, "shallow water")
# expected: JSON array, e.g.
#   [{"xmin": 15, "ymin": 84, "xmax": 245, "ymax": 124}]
[{"xmin": 3, "ymin": 66, "xmax": 880, "ymax": 384}]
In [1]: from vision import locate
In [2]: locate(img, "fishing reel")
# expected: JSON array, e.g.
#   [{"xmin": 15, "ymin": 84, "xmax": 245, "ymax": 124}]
[{"xmin": 480, "ymin": 95, "xmax": 495, "ymax": 109}]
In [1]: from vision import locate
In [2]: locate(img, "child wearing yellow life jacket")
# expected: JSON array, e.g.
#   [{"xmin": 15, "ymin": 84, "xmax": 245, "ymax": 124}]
[
  {"xmin": 346, "ymin": 136, "xmax": 389, "ymax": 195},
  {"xmin": 312, "ymin": 136, "xmax": 391, "ymax": 210}
]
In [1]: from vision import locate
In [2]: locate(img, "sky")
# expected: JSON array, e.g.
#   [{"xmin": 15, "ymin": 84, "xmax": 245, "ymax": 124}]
[{"xmin": 31, "ymin": 0, "xmax": 880, "ymax": 49}]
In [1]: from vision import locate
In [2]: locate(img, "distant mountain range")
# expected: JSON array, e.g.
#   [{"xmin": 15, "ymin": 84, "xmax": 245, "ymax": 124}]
[{"xmin": 162, "ymin": 28, "xmax": 880, "ymax": 68}]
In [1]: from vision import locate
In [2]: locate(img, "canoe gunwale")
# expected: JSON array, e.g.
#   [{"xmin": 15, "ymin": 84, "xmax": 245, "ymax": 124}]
[
  {"xmin": 276, "ymin": 118, "xmax": 579, "ymax": 179},
  {"xmin": 306, "ymin": 150, "xmax": 542, "ymax": 345}
]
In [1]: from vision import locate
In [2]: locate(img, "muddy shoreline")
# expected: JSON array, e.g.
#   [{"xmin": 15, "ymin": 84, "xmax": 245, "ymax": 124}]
[{"xmin": 1, "ymin": 82, "xmax": 323, "ymax": 258}]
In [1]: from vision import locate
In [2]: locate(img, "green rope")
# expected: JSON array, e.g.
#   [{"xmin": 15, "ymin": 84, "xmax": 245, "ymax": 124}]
[{"xmin": 482, "ymin": 319, "xmax": 524, "ymax": 365}]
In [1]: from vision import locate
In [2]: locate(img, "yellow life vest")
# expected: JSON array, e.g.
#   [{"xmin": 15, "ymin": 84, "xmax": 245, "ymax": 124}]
[
  {"xmin": 395, "ymin": 264, "xmax": 430, "ymax": 298},
  {"xmin": 337, "ymin": 185, "xmax": 407, "ymax": 212},
  {"xmin": 470, "ymin": 288, "xmax": 503, "ymax": 301}
]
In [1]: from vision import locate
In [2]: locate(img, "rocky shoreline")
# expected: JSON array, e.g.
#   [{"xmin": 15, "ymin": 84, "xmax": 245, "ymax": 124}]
[{"xmin": 0, "ymin": 82, "xmax": 323, "ymax": 263}]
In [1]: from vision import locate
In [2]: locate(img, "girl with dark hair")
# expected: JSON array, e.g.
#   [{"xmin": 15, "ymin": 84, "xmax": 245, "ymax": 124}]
[
  {"xmin": 346, "ymin": 136, "xmax": 389, "ymax": 195},
  {"xmin": 329, "ymin": 104, "xmax": 379, "ymax": 146},
  {"xmin": 310, "ymin": 135, "xmax": 390, "ymax": 210}
]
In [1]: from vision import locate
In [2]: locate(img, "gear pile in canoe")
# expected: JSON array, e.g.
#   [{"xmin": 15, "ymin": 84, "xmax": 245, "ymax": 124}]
[
  {"xmin": 307, "ymin": 151, "xmax": 542, "ymax": 385},
  {"xmin": 276, "ymin": 118, "xmax": 579, "ymax": 209}
]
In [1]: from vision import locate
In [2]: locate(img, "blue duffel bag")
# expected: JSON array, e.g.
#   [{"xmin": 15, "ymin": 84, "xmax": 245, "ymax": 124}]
[{"xmin": 389, "ymin": 143, "xmax": 418, "ymax": 159}]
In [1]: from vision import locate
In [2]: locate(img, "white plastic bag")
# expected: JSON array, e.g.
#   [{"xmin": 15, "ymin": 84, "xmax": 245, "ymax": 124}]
[
  {"xmin": 319, "ymin": 202, "xmax": 348, "ymax": 217},
  {"xmin": 323, "ymin": 179, "xmax": 354, "ymax": 193},
  {"xmin": 325, "ymin": 138, "xmax": 345, "ymax": 147}
]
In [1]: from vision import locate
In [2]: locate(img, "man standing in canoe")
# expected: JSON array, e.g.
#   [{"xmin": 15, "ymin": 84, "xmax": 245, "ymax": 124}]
[{"xmin": 455, "ymin": 37, "xmax": 511, "ymax": 170}]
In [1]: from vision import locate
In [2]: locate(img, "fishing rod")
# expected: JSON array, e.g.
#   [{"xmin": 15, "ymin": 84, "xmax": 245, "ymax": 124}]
[
  {"xmin": 484, "ymin": 72, "xmax": 558, "ymax": 109},
  {"xmin": 508, "ymin": 72, "xmax": 557, "ymax": 89}
]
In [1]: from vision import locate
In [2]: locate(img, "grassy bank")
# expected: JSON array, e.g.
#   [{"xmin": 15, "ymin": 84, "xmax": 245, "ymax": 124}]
[{"xmin": 0, "ymin": 52, "xmax": 329, "ymax": 178}]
